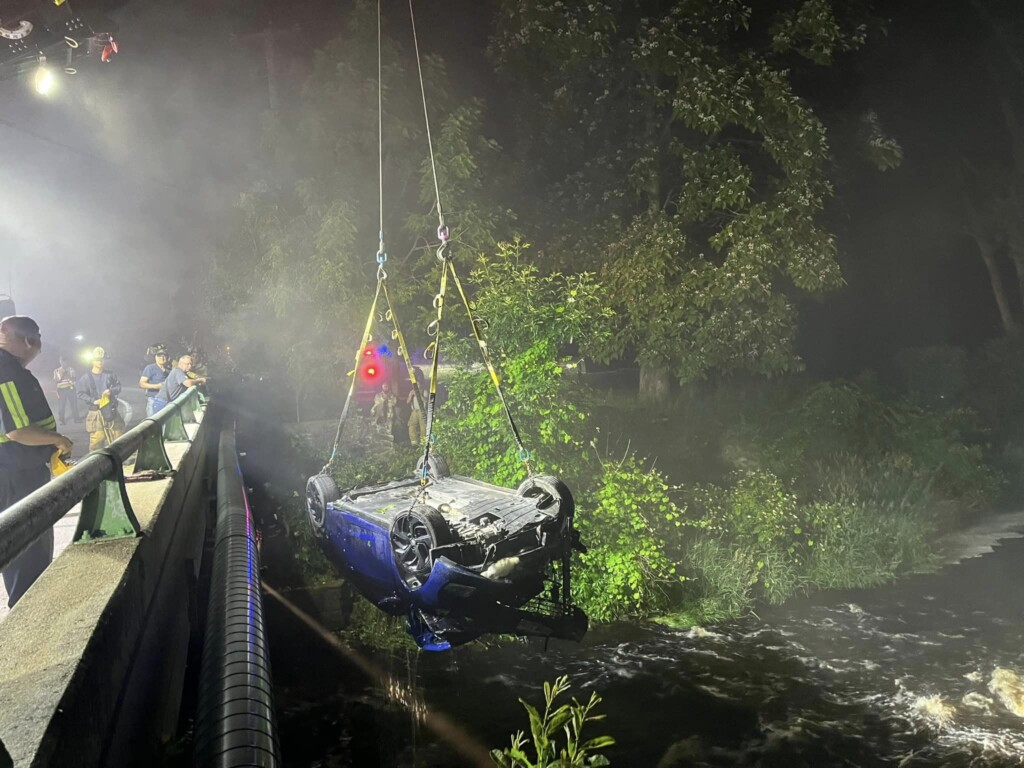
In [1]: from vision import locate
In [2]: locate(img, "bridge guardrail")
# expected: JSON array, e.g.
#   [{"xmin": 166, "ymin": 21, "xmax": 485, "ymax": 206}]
[{"xmin": 0, "ymin": 387, "xmax": 206, "ymax": 575}]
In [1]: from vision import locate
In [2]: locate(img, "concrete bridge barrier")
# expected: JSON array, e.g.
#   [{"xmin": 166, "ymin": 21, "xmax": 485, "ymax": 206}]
[{"xmin": 0, "ymin": 389, "xmax": 218, "ymax": 767}]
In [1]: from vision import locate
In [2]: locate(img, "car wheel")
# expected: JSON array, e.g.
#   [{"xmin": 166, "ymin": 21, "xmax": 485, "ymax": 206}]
[
  {"xmin": 415, "ymin": 451, "xmax": 451, "ymax": 480},
  {"xmin": 306, "ymin": 474, "xmax": 339, "ymax": 537},
  {"xmin": 516, "ymin": 475, "xmax": 575, "ymax": 523},
  {"xmin": 390, "ymin": 505, "xmax": 453, "ymax": 588}
]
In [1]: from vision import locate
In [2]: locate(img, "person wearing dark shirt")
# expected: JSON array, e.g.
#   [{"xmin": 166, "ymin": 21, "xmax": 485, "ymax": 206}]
[
  {"xmin": 75, "ymin": 347, "xmax": 125, "ymax": 451},
  {"xmin": 0, "ymin": 316, "xmax": 74, "ymax": 607},
  {"xmin": 139, "ymin": 344, "xmax": 171, "ymax": 417},
  {"xmin": 152, "ymin": 354, "xmax": 206, "ymax": 413}
]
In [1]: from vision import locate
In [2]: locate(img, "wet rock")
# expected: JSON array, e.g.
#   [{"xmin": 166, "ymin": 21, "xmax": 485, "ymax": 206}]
[{"xmin": 989, "ymin": 667, "xmax": 1024, "ymax": 718}]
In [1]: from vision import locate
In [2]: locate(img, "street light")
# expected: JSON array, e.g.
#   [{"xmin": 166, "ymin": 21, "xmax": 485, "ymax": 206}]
[{"xmin": 73, "ymin": 334, "xmax": 84, "ymax": 342}]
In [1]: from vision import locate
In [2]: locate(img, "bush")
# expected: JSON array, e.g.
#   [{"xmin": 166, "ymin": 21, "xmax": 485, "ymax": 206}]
[
  {"xmin": 573, "ymin": 458, "xmax": 686, "ymax": 621},
  {"xmin": 800, "ymin": 454, "xmax": 941, "ymax": 587},
  {"xmin": 685, "ymin": 470, "xmax": 807, "ymax": 605}
]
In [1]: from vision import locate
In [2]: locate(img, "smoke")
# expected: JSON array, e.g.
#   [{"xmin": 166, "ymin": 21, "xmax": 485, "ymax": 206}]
[{"xmin": 0, "ymin": 0, "xmax": 268, "ymax": 375}]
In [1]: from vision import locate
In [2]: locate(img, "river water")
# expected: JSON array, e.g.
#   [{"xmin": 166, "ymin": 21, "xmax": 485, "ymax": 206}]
[{"xmin": 266, "ymin": 512, "xmax": 1024, "ymax": 768}]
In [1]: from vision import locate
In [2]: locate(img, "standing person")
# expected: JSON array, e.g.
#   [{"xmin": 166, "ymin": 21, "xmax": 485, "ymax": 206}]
[
  {"xmin": 75, "ymin": 347, "xmax": 125, "ymax": 451},
  {"xmin": 371, "ymin": 382, "xmax": 397, "ymax": 431},
  {"xmin": 52, "ymin": 356, "xmax": 80, "ymax": 425},
  {"xmin": 0, "ymin": 316, "xmax": 74, "ymax": 607},
  {"xmin": 139, "ymin": 344, "xmax": 171, "ymax": 417},
  {"xmin": 152, "ymin": 354, "xmax": 206, "ymax": 413},
  {"xmin": 407, "ymin": 366, "xmax": 427, "ymax": 446}
]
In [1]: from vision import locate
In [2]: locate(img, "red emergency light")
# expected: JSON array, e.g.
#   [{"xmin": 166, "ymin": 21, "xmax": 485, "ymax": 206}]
[{"xmin": 359, "ymin": 346, "xmax": 380, "ymax": 382}]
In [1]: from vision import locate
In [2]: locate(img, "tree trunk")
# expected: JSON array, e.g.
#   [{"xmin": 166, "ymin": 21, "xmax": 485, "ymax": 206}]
[
  {"xmin": 639, "ymin": 362, "xmax": 671, "ymax": 403},
  {"xmin": 979, "ymin": 245, "xmax": 1018, "ymax": 334}
]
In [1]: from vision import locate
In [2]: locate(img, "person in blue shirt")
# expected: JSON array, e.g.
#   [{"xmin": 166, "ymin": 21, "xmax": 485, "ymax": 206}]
[
  {"xmin": 139, "ymin": 344, "xmax": 171, "ymax": 417},
  {"xmin": 151, "ymin": 354, "xmax": 206, "ymax": 413},
  {"xmin": 0, "ymin": 316, "xmax": 73, "ymax": 607},
  {"xmin": 75, "ymin": 347, "xmax": 125, "ymax": 451}
]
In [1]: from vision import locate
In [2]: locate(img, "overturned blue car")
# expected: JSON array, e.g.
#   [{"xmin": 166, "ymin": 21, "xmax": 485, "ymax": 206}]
[{"xmin": 306, "ymin": 456, "xmax": 588, "ymax": 651}]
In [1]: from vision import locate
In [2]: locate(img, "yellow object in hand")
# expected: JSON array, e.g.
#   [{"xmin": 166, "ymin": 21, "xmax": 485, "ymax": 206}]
[{"xmin": 50, "ymin": 450, "xmax": 73, "ymax": 476}]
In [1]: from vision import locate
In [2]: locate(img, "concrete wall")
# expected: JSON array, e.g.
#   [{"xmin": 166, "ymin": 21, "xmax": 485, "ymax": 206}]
[{"xmin": 0, "ymin": 407, "xmax": 220, "ymax": 768}]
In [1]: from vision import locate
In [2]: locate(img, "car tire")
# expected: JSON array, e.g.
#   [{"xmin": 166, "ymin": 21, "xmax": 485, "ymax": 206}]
[
  {"xmin": 516, "ymin": 475, "xmax": 575, "ymax": 523},
  {"xmin": 306, "ymin": 474, "xmax": 340, "ymax": 537},
  {"xmin": 390, "ymin": 505, "xmax": 453, "ymax": 588},
  {"xmin": 415, "ymin": 451, "xmax": 451, "ymax": 480}
]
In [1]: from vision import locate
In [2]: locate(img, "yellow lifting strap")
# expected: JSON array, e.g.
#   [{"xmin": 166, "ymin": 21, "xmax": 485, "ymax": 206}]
[
  {"xmin": 381, "ymin": 281, "xmax": 425, "ymax": 413},
  {"xmin": 445, "ymin": 259, "xmax": 532, "ymax": 474},
  {"xmin": 322, "ymin": 278, "xmax": 383, "ymax": 474}
]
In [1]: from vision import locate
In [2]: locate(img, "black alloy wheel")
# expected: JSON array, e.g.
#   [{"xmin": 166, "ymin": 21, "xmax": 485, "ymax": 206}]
[
  {"xmin": 390, "ymin": 506, "xmax": 452, "ymax": 588},
  {"xmin": 306, "ymin": 474, "xmax": 339, "ymax": 537},
  {"xmin": 415, "ymin": 451, "xmax": 451, "ymax": 480},
  {"xmin": 516, "ymin": 475, "xmax": 575, "ymax": 523}
]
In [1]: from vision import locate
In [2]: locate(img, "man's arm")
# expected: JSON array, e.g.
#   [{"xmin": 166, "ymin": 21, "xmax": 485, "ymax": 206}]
[
  {"xmin": 0, "ymin": 379, "xmax": 72, "ymax": 454},
  {"xmin": 7, "ymin": 426, "xmax": 72, "ymax": 454},
  {"xmin": 108, "ymin": 373, "xmax": 122, "ymax": 398}
]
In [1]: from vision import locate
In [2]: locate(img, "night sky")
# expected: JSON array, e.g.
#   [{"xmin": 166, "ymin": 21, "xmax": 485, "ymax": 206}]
[{"xmin": 0, "ymin": 0, "xmax": 1019, "ymax": 378}]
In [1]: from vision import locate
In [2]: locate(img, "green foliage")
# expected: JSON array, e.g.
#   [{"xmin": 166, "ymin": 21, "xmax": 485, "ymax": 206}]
[
  {"xmin": 433, "ymin": 239, "xmax": 611, "ymax": 485},
  {"xmin": 800, "ymin": 454, "xmax": 941, "ymax": 587},
  {"xmin": 680, "ymin": 538, "xmax": 756, "ymax": 623},
  {"xmin": 331, "ymin": 443, "xmax": 422, "ymax": 491},
  {"xmin": 573, "ymin": 458, "xmax": 686, "ymax": 622},
  {"xmin": 493, "ymin": 0, "xmax": 896, "ymax": 385},
  {"xmin": 686, "ymin": 470, "xmax": 807, "ymax": 605},
  {"xmin": 729, "ymin": 379, "xmax": 1001, "ymax": 515},
  {"xmin": 430, "ymin": 239, "xmax": 689, "ymax": 622},
  {"xmin": 491, "ymin": 676, "xmax": 614, "ymax": 768},
  {"xmin": 340, "ymin": 596, "xmax": 416, "ymax": 652},
  {"xmin": 279, "ymin": 494, "xmax": 338, "ymax": 587}
]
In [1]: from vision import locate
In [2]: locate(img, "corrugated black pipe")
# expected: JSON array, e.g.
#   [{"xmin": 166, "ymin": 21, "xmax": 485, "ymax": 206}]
[{"xmin": 194, "ymin": 428, "xmax": 280, "ymax": 767}]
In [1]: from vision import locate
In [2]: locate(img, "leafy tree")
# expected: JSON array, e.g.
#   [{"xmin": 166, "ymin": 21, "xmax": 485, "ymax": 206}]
[
  {"xmin": 492, "ymin": 0, "xmax": 897, "ymax": 399},
  {"xmin": 435, "ymin": 239, "xmax": 613, "ymax": 484}
]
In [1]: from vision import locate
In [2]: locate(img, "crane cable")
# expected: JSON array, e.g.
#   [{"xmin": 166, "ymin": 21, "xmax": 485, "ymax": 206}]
[
  {"xmin": 320, "ymin": 0, "xmax": 390, "ymax": 474},
  {"xmin": 407, "ymin": 0, "xmax": 533, "ymax": 480}
]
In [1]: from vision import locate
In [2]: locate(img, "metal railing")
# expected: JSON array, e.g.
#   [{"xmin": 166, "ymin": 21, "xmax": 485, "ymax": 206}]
[{"xmin": 0, "ymin": 387, "xmax": 206, "ymax": 575}]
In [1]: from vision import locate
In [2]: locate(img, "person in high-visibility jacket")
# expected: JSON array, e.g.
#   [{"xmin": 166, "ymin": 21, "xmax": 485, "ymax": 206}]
[
  {"xmin": 52, "ymin": 356, "xmax": 80, "ymax": 425},
  {"xmin": 0, "ymin": 316, "xmax": 74, "ymax": 607}
]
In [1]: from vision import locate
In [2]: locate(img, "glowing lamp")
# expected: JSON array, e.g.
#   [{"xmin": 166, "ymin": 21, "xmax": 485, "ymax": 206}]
[{"xmin": 33, "ymin": 65, "xmax": 55, "ymax": 96}]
